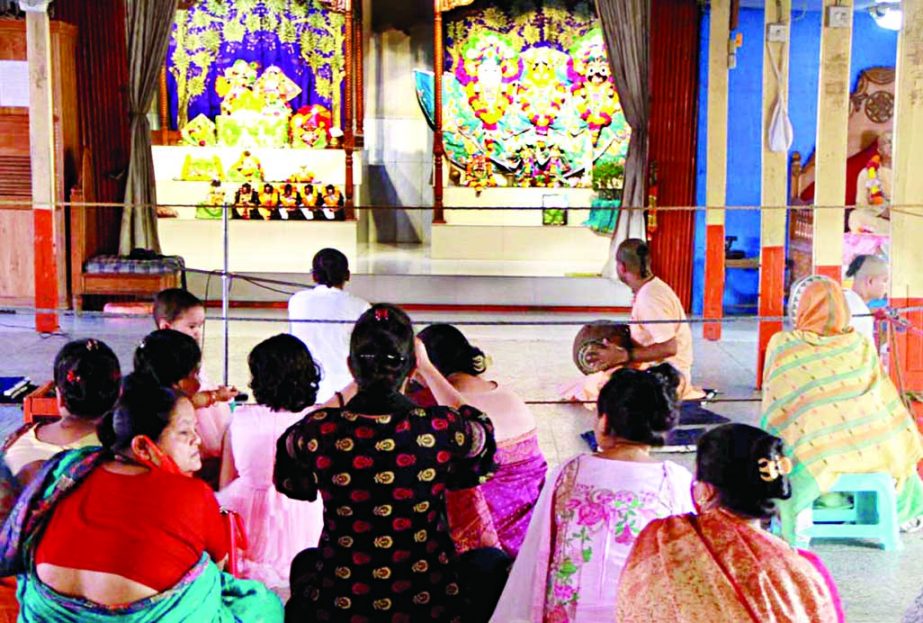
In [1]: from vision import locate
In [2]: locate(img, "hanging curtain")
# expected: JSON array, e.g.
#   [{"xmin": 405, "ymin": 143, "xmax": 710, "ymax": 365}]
[
  {"xmin": 595, "ymin": 0, "xmax": 651, "ymax": 276},
  {"xmin": 120, "ymin": 0, "xmax": 178, "ymax": 254}
]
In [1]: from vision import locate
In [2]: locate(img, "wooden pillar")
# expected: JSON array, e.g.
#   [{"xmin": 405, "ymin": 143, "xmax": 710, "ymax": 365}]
[
  {"xmin": 812, "ymin": 0, "xmax": 853, "ymax": 281},
  {"xmin": 703, "ymin": 0, "xmax": 730, "ymax": 341},
  {"xmin": 354, "ymin": 0, "xmax": 364, "ymax": 143},
  {"xmin": 890, "ymin": 2, "xmax": 923, "ymax": 391},
  {"xmin": 20, "ymin": 0, "xmax": 58, "ymax": 333},
  {"xmin": 432, "ymin": 3, "xmax": 445, "ymax": 223},
  {"xmin": 343, "ymin": 2, "xmax": 355, "ymax": 219},
  {"xmin": 756, "ymin": 0, "xmax": 791, "ymax": 386}
]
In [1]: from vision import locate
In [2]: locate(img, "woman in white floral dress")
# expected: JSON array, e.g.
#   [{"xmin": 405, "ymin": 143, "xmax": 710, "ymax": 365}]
[{"xmin": 490, "ymin": 364, "xmax": 694, "ymax": 623}]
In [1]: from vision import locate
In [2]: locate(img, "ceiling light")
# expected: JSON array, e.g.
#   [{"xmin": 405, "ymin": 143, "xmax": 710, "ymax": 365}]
[{"xmin": 870, "ymin": 1, "xmax": 903, "ymax": 31}]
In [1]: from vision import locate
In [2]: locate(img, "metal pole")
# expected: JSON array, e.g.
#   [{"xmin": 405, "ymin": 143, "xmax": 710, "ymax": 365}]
[{"xmin": 222, "ymin": 202, "xmax": 230, "ymax": 386}]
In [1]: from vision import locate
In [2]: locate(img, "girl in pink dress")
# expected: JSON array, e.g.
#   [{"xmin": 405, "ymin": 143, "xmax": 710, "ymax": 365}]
[{"xmin": 217, "ymin": 334, "xmax": 325, "ymax": 589}]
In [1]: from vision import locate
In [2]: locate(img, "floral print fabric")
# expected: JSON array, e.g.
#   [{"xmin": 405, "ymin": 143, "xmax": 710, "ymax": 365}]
[{"xmin": 274, "ymin": 396, "xmax": 496, "ymax": 623}]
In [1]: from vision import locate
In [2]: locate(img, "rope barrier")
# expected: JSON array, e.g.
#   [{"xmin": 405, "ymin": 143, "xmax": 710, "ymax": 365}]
[
  {"xmin": 2, "ymin": 303, "xmax": 921, "ymax": 327},
  {"xmin": 2, "ymin": 198, "xmax": 923, "ymax": 214}
]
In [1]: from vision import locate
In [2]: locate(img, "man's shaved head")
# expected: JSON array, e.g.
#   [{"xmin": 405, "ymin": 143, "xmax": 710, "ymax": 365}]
[
  {"xmin": 616, "ymin": 239, "xmax": 652, "ymax": 279},
  {"xmin": 847, "ymin": 254, "xmax": 889, "ymax": 302}
]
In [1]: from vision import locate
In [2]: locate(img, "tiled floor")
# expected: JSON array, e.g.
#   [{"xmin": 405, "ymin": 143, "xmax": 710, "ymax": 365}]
[
  {"xmin": 354, "ymin": 242, "xmax": 606, "ymax": 277},
  {"xmin": 1, "ymin": 309, "xmax": 920, "ymax": 622}
]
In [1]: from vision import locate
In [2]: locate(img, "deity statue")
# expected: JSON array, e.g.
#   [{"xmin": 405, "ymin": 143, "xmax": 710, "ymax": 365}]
[
  {"xmin": 196, "ymin": 179, "xmax": 227, "ymax": 220},
  {"xmin": 228, "ymin": 151, "xmax": 265, "ymax": 182},
  {"xmin": 216, "ymin": 60, "xmax": 260, "ymax": 116},
  {"xmin": 569, "ymin": 31, "xmax": 622, "ymax": 147},
  {"xmin": 255, "ymin": 65, "xmax": 302, "ymax": 118},
  {"xmin": 456, "ymin": 33, "xmax": 522, "ymax": 132},
  {"xmin": 257, "ymin": 183, "xmax": 278, "ymax": 221},
  {"xmin": 517, "ymin": 47, "xmax": 568, "ymax": 136},
  {"xmin": 233, "ymin": 183, "xmax": 259, "ymax": 220},
  {"xmin": 464, "ymin": 152, "xmax": 495, "ymax": 195},
  {"xmin": 290, "ymin": 105, "xmax": 333, "ymax": 149}
]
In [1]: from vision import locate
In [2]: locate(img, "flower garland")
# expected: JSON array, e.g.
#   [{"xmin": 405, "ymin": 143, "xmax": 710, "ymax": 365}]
[{"xmin": 865, "ymin": 154, "xmax": 886, "ymax": 205}]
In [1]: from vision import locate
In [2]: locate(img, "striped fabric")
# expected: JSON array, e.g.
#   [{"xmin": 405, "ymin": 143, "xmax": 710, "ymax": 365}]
[{"xmin": 761, "ymin": 280, "xmax": 923, "ymax": 518}]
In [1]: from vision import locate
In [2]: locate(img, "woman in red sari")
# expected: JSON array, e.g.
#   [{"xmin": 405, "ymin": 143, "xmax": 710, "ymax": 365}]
[{"xmin": 616, "ymin": 423, "xmax": 844, "ymax": 623}]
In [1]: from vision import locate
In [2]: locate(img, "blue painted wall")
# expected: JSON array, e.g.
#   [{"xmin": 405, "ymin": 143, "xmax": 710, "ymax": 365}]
[{"xmin": 691, "ymin": 9, "xmax": 898, "ymax": 315}]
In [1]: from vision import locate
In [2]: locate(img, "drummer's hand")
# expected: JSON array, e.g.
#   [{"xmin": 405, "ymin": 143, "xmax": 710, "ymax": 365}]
[{"xmin": 584, "ymin": 339, "xmax": 629, "ymax": 371}]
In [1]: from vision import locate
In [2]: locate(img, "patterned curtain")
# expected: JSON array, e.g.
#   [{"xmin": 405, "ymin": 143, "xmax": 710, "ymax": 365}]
[
  {"xmin": 595, "ymin": 0, "xmax": 650, "ymax": 273},
  {"xmin": 121, "ymin": 0, "xmax": 179, "ymax": 253}
]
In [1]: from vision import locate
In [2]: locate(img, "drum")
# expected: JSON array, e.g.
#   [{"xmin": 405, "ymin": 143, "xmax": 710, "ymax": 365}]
[{"xmin": 572, "ymin": 321, "xmax": 632, "ymax": 375}]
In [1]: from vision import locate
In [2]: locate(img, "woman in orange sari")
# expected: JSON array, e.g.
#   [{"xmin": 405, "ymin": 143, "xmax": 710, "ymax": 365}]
[{"xmin": 616, "ymin": 423, "xmax": 844, "ymax": 623}]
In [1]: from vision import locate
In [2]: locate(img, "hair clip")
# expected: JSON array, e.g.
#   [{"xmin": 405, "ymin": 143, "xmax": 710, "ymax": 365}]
[
  {"xmin": 66, "ymin": 369, "xmax": 80, "ymax": 384},
  {"xmin": 758, "ymin": 456, "xmax": 793, "ymax": 482},
  {"xmin": 374, "ymin": 308, "xmax": 389, "ymax": 322},
  {"xmin": 471, "ymin": 354, "xmax": 492, "ymax": 374},
  {"xmin": 85, "ymin": 339, "xmax": 98, "ymax": 351}
]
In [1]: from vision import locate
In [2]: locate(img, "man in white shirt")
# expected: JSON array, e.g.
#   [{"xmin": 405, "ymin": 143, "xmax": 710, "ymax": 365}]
[
  {"xmin": 289, "ymin": 248, "xmax": 370, "ymax": 402},
  {"xmin": 843, "ymin": 254, "xmax": 889, "ymax": 344}
]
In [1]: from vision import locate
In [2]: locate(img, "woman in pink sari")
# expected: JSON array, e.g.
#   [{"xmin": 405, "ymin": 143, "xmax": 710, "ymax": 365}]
[
  {"xmin": 417, "ymin": 324, "xmax": 547, "ymax": 557},
  {"xmin": 490, "ymin": 364, "xmax": 694, "ymax": 622}
]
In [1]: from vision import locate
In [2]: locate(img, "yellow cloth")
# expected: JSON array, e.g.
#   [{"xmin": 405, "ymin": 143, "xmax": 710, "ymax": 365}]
[
  {"xmin": 761, "ymin": 278, "xmax": 923, "ymax": 514},
  {"xmin": 616, "ymin": 509, "xmax": 838, "ymax": 623}
]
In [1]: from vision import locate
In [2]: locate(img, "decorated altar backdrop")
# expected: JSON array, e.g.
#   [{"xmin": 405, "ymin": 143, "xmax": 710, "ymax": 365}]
[
  {"xmin": 167, "ymin": 0, "xmax": 345, "ymax": 134},
  {"xmin": 416, "ymin": 0, "xmax": 630, "ymax": 190}
]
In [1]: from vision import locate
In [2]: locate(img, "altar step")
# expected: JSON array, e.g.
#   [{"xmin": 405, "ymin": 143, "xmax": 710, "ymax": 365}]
[{"xmin": 187, "ymin": 271, "xmax": 632, "ymax": 309}]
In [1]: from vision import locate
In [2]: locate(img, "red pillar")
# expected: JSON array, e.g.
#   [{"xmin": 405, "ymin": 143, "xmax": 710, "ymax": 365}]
[
  {"xmin": 703, "ymin": 224, "xmax": 725, "ymax": 340},
  {"xmin": 755, "ymin": 245, "xmax": 785, "ymax": 388}
]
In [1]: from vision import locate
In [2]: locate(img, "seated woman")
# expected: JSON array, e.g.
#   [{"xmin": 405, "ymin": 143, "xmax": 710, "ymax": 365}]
[
  {"xmin": 0, "ymin": 458, "xmax": 19, "ymax": 623},
  {"xmin": 416, "ymin": 324, "xmax": 546, "ymax": 557},
  {"xmin": 275, "ymin": 304, "xmax": 497, "ymax": 623},
  {"xmin": 762, "ymin": 277, "xmax": 923, "ymax": 537},
  {"xmin": 0, "ymin": 373, "xmax": 283, "ymax": 622},
  {"xmin": 616, "ymin": 423, "xmax": 843, "ymax": 622},
  {"xmin": 491, "ymin": 365, "xmax": 694, "ymax": 623},
  {"xmin": 217, "ymin": 334, "xmax": 325, "ymax": 589},
  {"xmin": 4, "ymin": 339, "xmax": 121, "ymax": 485}
]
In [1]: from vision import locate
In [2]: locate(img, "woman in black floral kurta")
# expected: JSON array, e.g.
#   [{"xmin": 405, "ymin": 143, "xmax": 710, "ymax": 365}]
[{"xmin": 275, "ymin": 304, "xmax": 496, "ymax": 623}]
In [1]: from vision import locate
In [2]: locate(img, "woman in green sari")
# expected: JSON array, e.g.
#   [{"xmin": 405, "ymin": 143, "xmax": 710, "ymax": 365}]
[{"xmin": 0, "ymin": 372, "xmax": 282, "ymax": 622}]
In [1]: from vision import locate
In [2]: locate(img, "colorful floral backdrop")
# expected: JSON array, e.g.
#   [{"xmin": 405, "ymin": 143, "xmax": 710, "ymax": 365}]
[
  {"xmin": 416, "ymin": 0, "xmax": 631, "ymax": 188},
  {"xmin": 166, "ymin": 0, "xmax": 345, "ymax": 131}
]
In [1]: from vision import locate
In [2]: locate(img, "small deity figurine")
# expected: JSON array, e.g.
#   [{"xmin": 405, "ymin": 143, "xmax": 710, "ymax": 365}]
[
  {"xmin": 257, "ymin": 183, "xmax": 278, "ymax": 221},
  {"xmin": 320, "ymin": 184, "xmax": 345, "ymax": 221},
  {"xmin": 229, "ymin": 150, "xmax": 265, "ymax": 182},
  {"xmin": 515, "ymin": 145, "xmax": 536, "ymax": 187},
  {"xmin": 464, "ymin": 153, "xmax": 495, "ymax": 196},
  {"xmin": 195, "ymin": 179, "xmax": 226, "ymax": 220},
  {"xmin": 233, "ymin": 182, "xmax": 259, "ymax": 220},
  {"xmin": 544, "ymin": 145, "xmax": 568, "ymax": 188},
  {"xmin": 277, "ymin": 183, "xmax": 306, "ymax": 221}
]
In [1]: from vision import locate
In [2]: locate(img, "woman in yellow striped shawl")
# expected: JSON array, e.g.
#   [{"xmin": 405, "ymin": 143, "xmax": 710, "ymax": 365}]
[{"xmin": 761, "ymin": 277, "xmax": 923, "ymax": 538}]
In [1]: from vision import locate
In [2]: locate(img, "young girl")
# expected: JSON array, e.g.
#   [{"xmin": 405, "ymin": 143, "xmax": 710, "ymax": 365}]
[
  {"xmin": 217, "ymin": 334, "xmax": 325, "ymax": 589},
  {"xmin": 492, "ymin": 365, "xmax": 695, "ymax": 623},
  {"xmin": 4, "ymin": 339, "xmax": 121, "ymax": 486},
  {"xmin": 152, "ymin": 289, "xmax": 237, "ymax": 488}
]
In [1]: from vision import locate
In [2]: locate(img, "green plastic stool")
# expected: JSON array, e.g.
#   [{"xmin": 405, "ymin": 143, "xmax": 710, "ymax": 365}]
[{"xmin": 780, "ymin": 473, "xmax": 902, "ymax": 551}]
